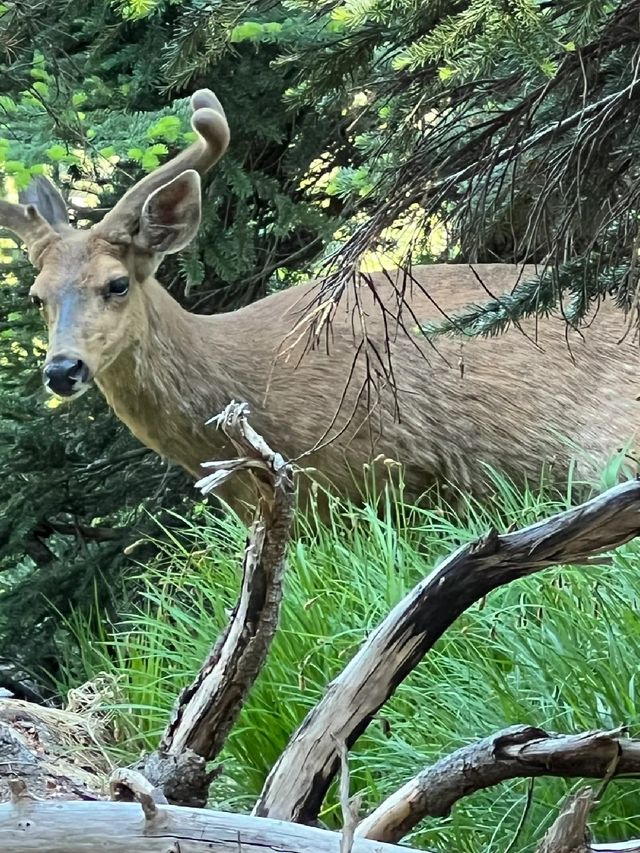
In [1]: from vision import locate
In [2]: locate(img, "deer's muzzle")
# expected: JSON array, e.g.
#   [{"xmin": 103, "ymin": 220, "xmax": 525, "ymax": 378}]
[{"xmin": 43, "ymin": 356, "xmax": 90, "ymax": 398}]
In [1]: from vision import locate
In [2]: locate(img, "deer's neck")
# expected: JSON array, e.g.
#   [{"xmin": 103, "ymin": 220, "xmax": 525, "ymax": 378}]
[{"xmin": 96, "ymin": 279, "xmax": 242, "ymax": 475}]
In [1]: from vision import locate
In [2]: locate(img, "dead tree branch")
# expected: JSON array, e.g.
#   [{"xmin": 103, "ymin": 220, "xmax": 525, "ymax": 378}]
[
  {"xmin": 254, "ymin": 478, "xmax": 640, "ymax": 823},
  {"xmin": 335, "ymin": 736, "xmax": 363, "ymax": 853},
  {"xmin": 0, "ymin": 798, "xmax": 412, "ymax": 853},
  {"xmin": 537, "ymin": 788, "xmax": 595, "ymax": 853},
  {"xmin": 133, "ymin": 402, "xmax": 295, "ymax": 807},
  {"xmin": 357, "ymin": 725, "xmax": 640, "ymax": 843}
]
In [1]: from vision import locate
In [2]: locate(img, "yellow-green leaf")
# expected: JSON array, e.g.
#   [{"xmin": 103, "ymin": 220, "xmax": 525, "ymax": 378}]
[
  {"xmin": 230, "ymin": 21, "xmax": 264, "ymax": 43},
  {"xmin": 46, "ymin": 145, "xmax": 67, "ymax": 161},
  {"xmin": 438, "ymin": 66, "xmax": 455, "ymax": 81}
]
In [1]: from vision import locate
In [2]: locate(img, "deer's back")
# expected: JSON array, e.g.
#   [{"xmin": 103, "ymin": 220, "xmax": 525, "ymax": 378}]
[{"xmin": 213, "ymin": 263, "xmax": 640, "ymax": 505}]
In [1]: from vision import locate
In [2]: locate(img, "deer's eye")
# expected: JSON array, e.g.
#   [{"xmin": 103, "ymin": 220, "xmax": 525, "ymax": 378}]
[
  {"xmin": 31, "ymin": 294, "xmax": 44, "ymax": 310},
  {"xmin": 107, "ymin": 276, "xmax": 129, "ymax": 297}
]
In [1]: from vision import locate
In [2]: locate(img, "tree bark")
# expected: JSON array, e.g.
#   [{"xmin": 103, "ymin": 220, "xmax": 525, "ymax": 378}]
[
  {"xmin": 537, "ymin": 788, "xmax": 594, "ymax": 853},
  {"xmin": 254, "ymin": 479, "xmax": 640, "ymax": 823},
  {"xmin": 0, "ymin": 798, "xmax": 410, "ymax": 853},
  {"xmin": 357, "ymin": 726, "xmax": 640, "ymax": 843},
  {"xmin": 134, "ymin": 402, "xmax": 295, "ymax": 807}
]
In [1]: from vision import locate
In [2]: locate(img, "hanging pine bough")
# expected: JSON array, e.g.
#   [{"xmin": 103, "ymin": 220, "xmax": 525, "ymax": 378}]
[
  {"xmin": 3, "ymin": 404, "xmax": 640, "ymax": 852},
  {"xmin": 292, "ymin": 0, "xmax": 640, "ymax": 342}
]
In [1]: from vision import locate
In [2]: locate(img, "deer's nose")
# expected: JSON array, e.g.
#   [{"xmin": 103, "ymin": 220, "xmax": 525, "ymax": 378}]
[{"xmin": 43, "ymin": 357, "xmax": 89, "ymax": 397}]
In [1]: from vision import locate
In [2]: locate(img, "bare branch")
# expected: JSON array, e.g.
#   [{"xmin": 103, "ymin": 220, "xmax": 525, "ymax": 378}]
[
  {"xmin": 357, "ymin": 726, "xmax": 639, "ymax": 843},
  {"xmin": 334, "ymin": 737, "xmax": 363, "ymax": 853},
  {"xmin": 109, "ymin": 769, "xmax": 166, "ymax": 820},
  {"xmin": 134, "ymin": 402, "xmax": 295, "ymax": 806}
]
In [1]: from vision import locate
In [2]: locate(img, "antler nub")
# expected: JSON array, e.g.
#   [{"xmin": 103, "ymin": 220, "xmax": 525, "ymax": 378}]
[
  {"xmin": 189, "ymin": 89, "xmax": 230, "ymax": 171},
  {"xmin": 191, "ymin": 88, "xmax": 224, "ymax": 113},
  {"xmin": 96, "ymin": 88, "xmax": 230, "ymax": 242}
]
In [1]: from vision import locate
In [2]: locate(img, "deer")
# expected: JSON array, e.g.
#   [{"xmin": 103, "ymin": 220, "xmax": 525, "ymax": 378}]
[{"xmin": 1, "ymin": 88, "xmax": 639, "ymax": 518}]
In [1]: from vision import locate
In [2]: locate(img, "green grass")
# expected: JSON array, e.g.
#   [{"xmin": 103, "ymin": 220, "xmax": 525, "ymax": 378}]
[{"xmin": 54, "ymin": 469, "xmax": 640, "ymax": 853}]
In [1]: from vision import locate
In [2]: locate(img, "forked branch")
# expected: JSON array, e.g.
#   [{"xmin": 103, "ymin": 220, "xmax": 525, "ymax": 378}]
[
  {"xmin": 132, "ymin": 402, "xmax": 295, "ymax": 806},
  {"xmin": 254, "ymin": 479, "xmax": 640, "ymax": 823}
]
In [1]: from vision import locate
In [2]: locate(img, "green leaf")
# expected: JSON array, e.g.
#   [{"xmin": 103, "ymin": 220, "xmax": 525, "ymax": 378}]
[
  {"xmin": 72, "ymin": 92, "xmax": 88, "ymax": 107},
  {"xmin": 141, "ymin": 151, "xmax": 161, "ymax": 172},
  {"xmin": 14, "ymin": 169, "xmax": 33, "ymax": 190},
  {"xmin": 20, "ymin": 93, "xmax": 41, "ymax": 108},
  {"xmin": 146, "ymin": 116, "xmax": 182, "ymax": 142},
  {"xmin": 127, "ymin": 148, "xmax": 144, "ymax": 163},
  {"xmin": 3, "ymin": 160, "xmax": 26, "ymax": 175},
  {"xmin": 46, "ymin": 145, "xmax": 67, "ymax": 161},
  {"xmin": 0, "ymin": 95, "xmax": 16, "ymax": 113},
  {"xmin": 30, "ymin": 68, "xmax": 50, "ymax": 82},
  {"xmin": 262, "ymin": 22, "xmax": 283, "ymax": 36},
  {"xmin": 116, "ymin": 0, "xmax": 159, "ymax": 20},
  {"xmin": 230, "ymin": 21, "xmax": 264, "ymax": 43}
]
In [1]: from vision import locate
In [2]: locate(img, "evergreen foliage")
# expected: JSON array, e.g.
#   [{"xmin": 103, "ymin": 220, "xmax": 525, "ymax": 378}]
[
  {"xmin": 0, "ymin": 0, "xmax": 350, "ymax": 684},
  {"xmin": 266, "ymin": 0, "xmax": 640, "ymax": 333},
  {"xmin": 0, "ymin": 0, "xmax": 637, "ymax": 688}
]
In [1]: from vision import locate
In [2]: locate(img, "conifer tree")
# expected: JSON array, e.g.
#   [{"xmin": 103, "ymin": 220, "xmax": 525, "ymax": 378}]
[{"xmin": 1, "ymin": 0, "xmax": 636, "ymax": 687}]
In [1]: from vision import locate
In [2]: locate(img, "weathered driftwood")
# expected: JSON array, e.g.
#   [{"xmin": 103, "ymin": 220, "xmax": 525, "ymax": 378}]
[
  {"xmin": 254, "ymin": 479, "xmax": 640, "ymax": 823},
  {"xmin": 357, "ymin": 725, "xmax": 640, "ymax": 843},
  {"xmin": 133, "ymin": 402, "xmax": 295, "ymax": 806},
  {"xmin": 537, "ymin": 788, "xmax": 595, "ymax": 853},
  {"xmin": 0, "ymin": 798, "xmax": 411, "ymax": 853}
]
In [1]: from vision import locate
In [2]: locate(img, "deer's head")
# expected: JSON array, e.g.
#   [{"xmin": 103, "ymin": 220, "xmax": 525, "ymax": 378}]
[{"xmin": 0, "ymin": 89, "xmax": 229, "ymax": 398}]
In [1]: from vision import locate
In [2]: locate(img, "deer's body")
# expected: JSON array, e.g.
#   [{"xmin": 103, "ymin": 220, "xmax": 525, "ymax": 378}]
[
  {"xmin": 2, "ymin": 88, "xmax": 638, "ymax": 514},
  {"xmin": 97, "ymin": 262, "xmax": 640, "ymax": 510}
]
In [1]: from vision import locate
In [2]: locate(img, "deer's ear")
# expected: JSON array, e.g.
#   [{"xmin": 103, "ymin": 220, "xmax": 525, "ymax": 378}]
[
  {"xmin": 136, "ymin": 170, "xmax": 201, "ymax": 255},
  {"xmin": 19, "ymin": 176, "xmax": 69, "ymax": 230}
]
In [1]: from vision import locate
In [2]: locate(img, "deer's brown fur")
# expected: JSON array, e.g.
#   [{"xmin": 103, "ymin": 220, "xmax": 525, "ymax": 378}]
[
  {"xmin": 97, "ymin": 265, "xmax": 640, "ymax": 510},
  {"xmin": 2, "ymin": 89, "xmax": 639, "ymax": 515}
]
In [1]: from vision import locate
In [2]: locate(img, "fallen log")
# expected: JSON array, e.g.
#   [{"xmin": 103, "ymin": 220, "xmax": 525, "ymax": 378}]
[{"xmin": 0, "ymin": 797, "xmax": 410, "ymax": 853}]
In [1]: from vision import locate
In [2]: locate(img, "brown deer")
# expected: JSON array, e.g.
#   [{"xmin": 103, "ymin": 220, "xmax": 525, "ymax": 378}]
[{"xmin": 1, "ymin": 88, "xmax": 639, "ymax": 516}]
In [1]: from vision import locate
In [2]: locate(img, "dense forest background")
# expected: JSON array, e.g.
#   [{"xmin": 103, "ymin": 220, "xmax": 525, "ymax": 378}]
[{"xmin": 0, "ymin": 0, "xmax": 637, "ymax": 692}]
